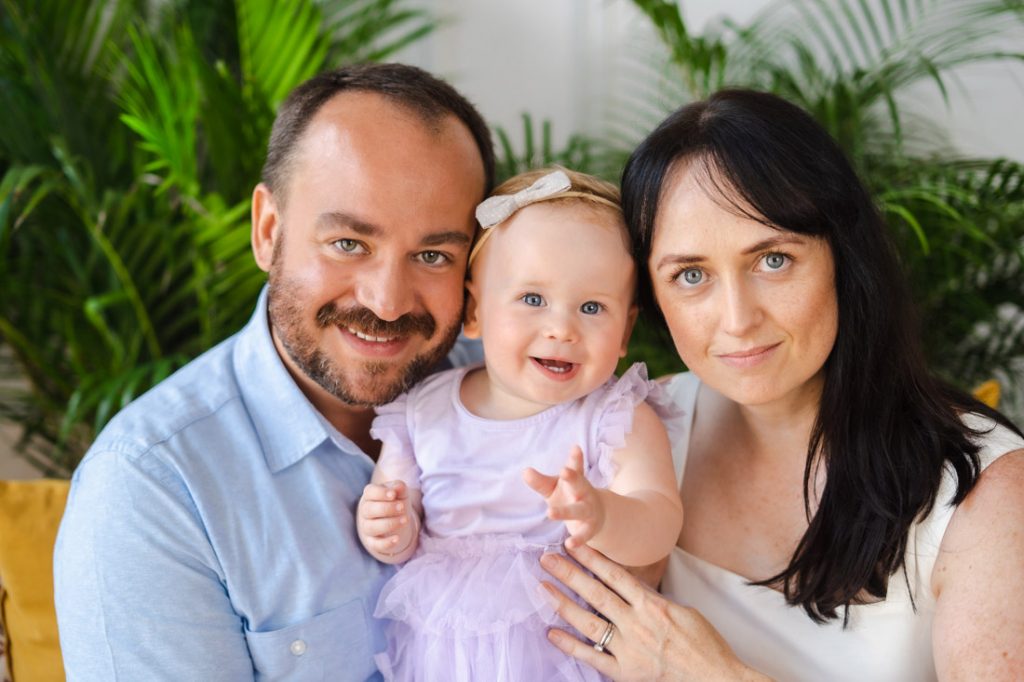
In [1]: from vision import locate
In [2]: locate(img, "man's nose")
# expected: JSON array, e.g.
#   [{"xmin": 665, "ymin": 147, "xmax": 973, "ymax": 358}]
[{"xmin": 353, "ymin": 259, "xmax": 415, "ymax": 322}]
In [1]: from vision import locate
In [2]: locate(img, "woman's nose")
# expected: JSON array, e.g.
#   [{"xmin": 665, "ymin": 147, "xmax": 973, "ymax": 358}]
[{"xmin": 719, "ymin": 278, "xmax": 763, "ymax": 337}]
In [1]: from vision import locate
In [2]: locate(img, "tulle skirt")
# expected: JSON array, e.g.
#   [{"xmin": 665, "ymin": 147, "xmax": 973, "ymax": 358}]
[{"xmin": 374, "ymin": 532, "xmax": 604, "ymax": 681}]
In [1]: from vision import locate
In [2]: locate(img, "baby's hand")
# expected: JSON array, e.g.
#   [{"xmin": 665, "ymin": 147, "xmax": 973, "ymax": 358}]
[
  {"xmin": 357, "ymin": 480, "xmax": 415, "ymax": 555},
  {"xmin": 523, "ymin": 446, "xmax": 605, "ymax": 549}
]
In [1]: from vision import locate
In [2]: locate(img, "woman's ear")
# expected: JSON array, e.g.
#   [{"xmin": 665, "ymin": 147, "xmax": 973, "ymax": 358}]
[
  {"xmin": 620, "ymin": 305, "xmax": 640, "ymax": 357},
  {"xmin": 463, "ymin": 280, "xmax": 482, "ymax": 339},
  {"xmin": 251, "ymin": 183, "xmax": 280, "ymax": 272}
]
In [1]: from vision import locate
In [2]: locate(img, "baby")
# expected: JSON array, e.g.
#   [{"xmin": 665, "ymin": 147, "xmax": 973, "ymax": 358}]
[{"xmin": 357, "ymin": 168, "xmax": 683, "ymax": 680}]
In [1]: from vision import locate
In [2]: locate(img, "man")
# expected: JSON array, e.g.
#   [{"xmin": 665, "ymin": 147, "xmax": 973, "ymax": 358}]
[{"xmin": 54, "ymin": 63, "xmax": 494, "ymax": 680}]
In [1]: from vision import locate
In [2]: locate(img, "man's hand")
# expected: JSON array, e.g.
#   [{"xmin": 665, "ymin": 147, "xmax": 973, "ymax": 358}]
[
  {"xmin": 524, "ymin": 446, "xmax": 605, "ymax": 549},
  {"xmin": 357, "ymin": 480, "xmax": 416, "ymax": 557}
]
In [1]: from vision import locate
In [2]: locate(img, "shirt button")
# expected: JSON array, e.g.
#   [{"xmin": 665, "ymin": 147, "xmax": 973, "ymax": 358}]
[{"xmin": 290, "ymin": 639, "xmax": 307, "ymax": 656}]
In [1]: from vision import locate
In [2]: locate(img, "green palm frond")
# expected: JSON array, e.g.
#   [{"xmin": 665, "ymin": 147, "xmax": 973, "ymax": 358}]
[{"xmin": 0, "ymin": 0, "xmax": 438, "ymax": 473}]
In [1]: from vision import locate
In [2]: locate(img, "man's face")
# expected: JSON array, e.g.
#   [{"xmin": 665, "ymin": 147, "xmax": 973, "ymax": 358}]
[{"xmin": 254, "ymin": 92, "xmax": 485, "ymax": 408}]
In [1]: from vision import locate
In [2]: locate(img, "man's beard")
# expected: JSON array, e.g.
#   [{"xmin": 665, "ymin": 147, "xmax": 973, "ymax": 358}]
[{"xmin": 267, "ymin": 259, "xmax": 462, "ymax": 407}]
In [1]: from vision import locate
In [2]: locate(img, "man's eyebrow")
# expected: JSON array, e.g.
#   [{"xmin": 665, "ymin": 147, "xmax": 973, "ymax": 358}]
[
  {"xmin": 315, "ymin": 212, "xmax": 379, "ymax": 236},
  {"xmin": 421, "ymin": 231, "xmax": 472, "ymax": 248}
]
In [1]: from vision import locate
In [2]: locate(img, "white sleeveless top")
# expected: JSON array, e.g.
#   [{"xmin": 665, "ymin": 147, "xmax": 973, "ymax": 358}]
[{"xmin": 659, "ymin": 373, "xmax": 1024, "ymax": 681}]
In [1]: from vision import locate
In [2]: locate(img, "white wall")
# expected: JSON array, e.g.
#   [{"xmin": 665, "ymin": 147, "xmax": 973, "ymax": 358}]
[{"xmin": 397, "ymin": 0, "xmax": 1024, "ymax": 162}]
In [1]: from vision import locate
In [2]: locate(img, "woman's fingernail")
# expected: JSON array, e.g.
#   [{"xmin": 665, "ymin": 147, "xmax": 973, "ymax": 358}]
[
  {"xmin": 536, "ymin": 582, "xmax": 558, "ymax": 606},
  {"xmin": 540, "ymin": 553, "xmax": 558, "ymax": 570}
]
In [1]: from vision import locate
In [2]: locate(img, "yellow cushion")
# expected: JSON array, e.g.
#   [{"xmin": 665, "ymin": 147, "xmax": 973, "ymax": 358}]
[
  {"xmin": 973, "ymin": 379, "xmax": 1000, "ymax": 409},
  {"xmin": 0, "ymin": 479, "xmax": 69, "ymax": 682}
]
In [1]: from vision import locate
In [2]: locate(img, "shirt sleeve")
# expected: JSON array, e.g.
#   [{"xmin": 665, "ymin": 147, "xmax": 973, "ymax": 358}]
[
  {"xmin": 54, "ymin": 447, "xmax": 255, "ymax": 680},
  {"xmin": 369, "ymin": 393, "xmax": 422, "ymax": 489}
]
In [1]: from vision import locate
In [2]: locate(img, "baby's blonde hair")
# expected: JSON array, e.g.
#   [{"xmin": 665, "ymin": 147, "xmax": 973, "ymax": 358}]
[{"xmin": 467, "ymin": 167, "xmax": 628, "ymax": 269}]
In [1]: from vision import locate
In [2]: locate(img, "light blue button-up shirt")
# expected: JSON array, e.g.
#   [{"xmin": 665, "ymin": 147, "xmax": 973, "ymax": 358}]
[{"xmin": 54, "ymin": 288, "xmax": 481, "ymax": 681}]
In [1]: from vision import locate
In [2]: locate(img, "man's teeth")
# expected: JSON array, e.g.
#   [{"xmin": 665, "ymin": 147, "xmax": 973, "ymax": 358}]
[{"xmin": 348, "ymin": 327, "xmax": 395, "ymax": 343}]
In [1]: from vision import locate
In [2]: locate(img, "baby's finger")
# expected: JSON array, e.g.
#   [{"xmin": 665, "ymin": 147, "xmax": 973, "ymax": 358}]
[
  {"xmin": 565, "ymin": 445, "xmax": 585, "ymax": 473},
  {"xmin": 523, "ymin": 467, "xmax": 559, "ymax": 498},
  {"xmin": 361, "ymin": 515, "xmax": 409, "ymax": 537},
  {"xmin": 362, "ymin": 483, "xmax": 399, "ymax": 501},
  {"xmin": 365, "ymin": 534, "xmax": 406, "ymax": 554},
  {"xmin": 547, "ymin": 501, "xmax": 590, "ymax": 521},
  {"xmin": 359, "ymin": 498, "xmax": 407, "ymax": 520},
  {"xmin": 383, "ymin": 480, "xmax": 408, "ymax": 500},
  {"xmin": 564, "ymin": 525, "xmax": 596, "ymax": 549}
]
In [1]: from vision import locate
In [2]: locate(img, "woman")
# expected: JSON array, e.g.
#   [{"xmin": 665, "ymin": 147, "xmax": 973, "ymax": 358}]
[{"xmin": 538, "ymin": 89, "xmax": 1024, "ymax": 680}]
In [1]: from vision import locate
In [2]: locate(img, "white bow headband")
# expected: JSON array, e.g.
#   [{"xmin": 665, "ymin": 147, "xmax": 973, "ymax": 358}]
[{"xmin": 468, "ymin": 170, "xmax": 619, "ymax": 266}]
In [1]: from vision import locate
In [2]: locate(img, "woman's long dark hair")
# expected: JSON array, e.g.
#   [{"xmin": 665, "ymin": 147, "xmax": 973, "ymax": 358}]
[{"xmin": 623, "ymin": 89, "xmax": 1023, "ymax": 623}]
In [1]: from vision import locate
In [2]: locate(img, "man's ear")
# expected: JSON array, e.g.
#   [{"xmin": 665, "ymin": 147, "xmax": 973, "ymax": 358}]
[
  {"xmin": 252, "ymin": 183, "xmax": 281, "ymax": 273},
  {"xmin": 620, "ymin": 304, "xmax": 640, "ymax": 357},
  {"xmin": 463, "ymin": 280, "xmax": 482, "ymax": 339}
]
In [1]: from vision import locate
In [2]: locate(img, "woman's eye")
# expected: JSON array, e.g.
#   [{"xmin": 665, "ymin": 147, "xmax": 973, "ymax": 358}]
[
  {"xmin": 418, "ymin": 251, "xmax": 448, "ymax": 266},
  {"xmin": 763, "ymin": 253, "xmax": 788, "ymax": 270},
  {"xmin": 680, "ymin": 268, "xmax": 703, "ymax": 286},
  {"xmin": 522, "ymin": 293, "xmax": 544, "ymax": 307},
  {"xmin": 580, "ymin": 301, "xmax": 603, "ymax": 315}
]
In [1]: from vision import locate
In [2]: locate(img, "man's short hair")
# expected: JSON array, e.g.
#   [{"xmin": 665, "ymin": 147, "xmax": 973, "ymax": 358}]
[{"xmin": 261, "ymin": 63, "xmax": 495, "ymax": 204}]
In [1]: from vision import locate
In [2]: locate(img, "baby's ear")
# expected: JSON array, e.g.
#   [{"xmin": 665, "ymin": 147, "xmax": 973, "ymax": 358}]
[
  {"xmin": 462, "ymin": 280, "xmax": 482, "ymax": 339},
  {"xmin": 620, "ymin": 305, "xmax": 639, "ymax": 357}
]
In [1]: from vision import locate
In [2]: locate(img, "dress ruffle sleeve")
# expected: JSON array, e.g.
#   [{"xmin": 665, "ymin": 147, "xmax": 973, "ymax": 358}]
[
  {"xmin": 370, "ymin": 392, "xmax": 423, "ymax": 489},
  {"xmin": 589, "ymin": 362, "xmax": 685, "ymax": 489}
]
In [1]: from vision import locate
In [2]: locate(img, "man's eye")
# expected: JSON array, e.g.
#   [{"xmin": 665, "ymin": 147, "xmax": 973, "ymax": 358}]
[
  {"xmin": 580, "ymin": 301, "xmax": 603, "ymax": 315},
  {"xmin": 334, "ymin": 239, "xmax": 363, "ymax": 253},
  {"xmin": 522, "ymin": 293, "xmax": 544, "ymax": 307},
  {"xmin": 419, "ymin": 251, "xmax": 448, "ymax": 266}
]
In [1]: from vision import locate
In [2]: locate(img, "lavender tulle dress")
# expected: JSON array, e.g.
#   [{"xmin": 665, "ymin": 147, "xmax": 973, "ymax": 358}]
[{"xmin": 369, "ymin": 363, "xmax": 667, "ymax": 681}]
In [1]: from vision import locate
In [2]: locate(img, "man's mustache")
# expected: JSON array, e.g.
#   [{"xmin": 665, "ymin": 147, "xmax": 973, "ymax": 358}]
[{"xmin": 316, "ymin": 303, "xmax": 437, "ymax": 340}]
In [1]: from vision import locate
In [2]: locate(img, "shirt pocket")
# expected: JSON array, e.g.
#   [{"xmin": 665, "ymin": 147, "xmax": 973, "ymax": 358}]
[{"xmin": 244, "ymin": 598, "xmax": 377, "ymax": 681}]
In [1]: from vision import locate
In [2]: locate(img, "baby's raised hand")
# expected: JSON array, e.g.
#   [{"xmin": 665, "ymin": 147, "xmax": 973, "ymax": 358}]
[
  {"xmin": 357, "ymin": 480, "xmax": 415, "ymax": 556},
  {"xmin": 523, "ymin": 446, "xmax": 605, "ymax": 549}
]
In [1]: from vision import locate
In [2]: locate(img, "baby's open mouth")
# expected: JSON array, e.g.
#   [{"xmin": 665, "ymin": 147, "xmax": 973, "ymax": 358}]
[{"xmin": 532, "ymin": 357, "xmax": 576, "ymax": 374}]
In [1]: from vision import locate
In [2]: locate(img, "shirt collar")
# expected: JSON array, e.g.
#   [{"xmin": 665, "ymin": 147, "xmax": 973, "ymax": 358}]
[{"xmin": 233, "ymin": 286, "xmax": 354, "ymax": 473}]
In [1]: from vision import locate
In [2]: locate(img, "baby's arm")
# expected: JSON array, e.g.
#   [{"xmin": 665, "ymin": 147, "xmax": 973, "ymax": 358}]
[
  {"xmin": 357, "ymin": 445, "xmax": 424, "ymax": 565},
  {"xmin": 524, "ymin": 402, "xmax": 682, "ymax": 567}
]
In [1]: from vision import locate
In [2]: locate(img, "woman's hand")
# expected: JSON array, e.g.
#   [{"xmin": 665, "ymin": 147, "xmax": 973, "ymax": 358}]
[
  {"xmin": 524, "ymin": 446, "xmax": 605, "ymax": 549},
  {"xmin": 539, "ymin": 544, "xmax": 770, "ymax": 681}
]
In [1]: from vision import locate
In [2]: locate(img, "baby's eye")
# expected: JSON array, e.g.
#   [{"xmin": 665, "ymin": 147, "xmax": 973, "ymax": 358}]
[
  {"xmin": 522, "ymin": 293, "xmax": 544, "ymax": 307},
  {"xmin": 679, "ymin": 268, "xmax": 703, "ymax": 286},
  {"xmin": 580, "ymin": 301, "xmax": 603, "ymax": 315},
  {"xmin": 763, "ymin": 253, "xmax": 788, "ymax": 270}
]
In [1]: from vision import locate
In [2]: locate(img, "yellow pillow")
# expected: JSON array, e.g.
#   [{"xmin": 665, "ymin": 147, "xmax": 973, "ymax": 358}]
[
  {"xmin": 973, "ymin": 379, "xmax": 1000, "ymax": 409},
  {"xmin": 0, "ymin": 479, "xmax": 69, "ymax": 682}
]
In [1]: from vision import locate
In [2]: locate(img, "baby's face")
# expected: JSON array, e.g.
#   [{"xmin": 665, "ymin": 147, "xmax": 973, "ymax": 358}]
[{"xmin": 465, "ymin": 202, "xmax": 637, "ymax": 414}]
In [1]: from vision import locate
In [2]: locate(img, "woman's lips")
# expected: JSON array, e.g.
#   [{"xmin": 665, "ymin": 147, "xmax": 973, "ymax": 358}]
[{"xmin": 715, "ymin": 342, "xmax": 781, "ymax": 369}]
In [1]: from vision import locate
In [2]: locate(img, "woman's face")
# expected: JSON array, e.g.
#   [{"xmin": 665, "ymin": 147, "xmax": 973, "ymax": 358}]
[{"xmin": 649, "ymin": 167, "xmax": 839, "ymax": 409}]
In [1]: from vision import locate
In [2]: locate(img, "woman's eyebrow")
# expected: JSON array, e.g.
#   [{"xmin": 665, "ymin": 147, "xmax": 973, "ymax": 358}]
[
  {"xmin": 741, "ymin": 235, "xmax": 806, "ymax": 255},
  {"xmin": 655, "ymin": 253, "xmax": 705, "ymax": 269}
]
